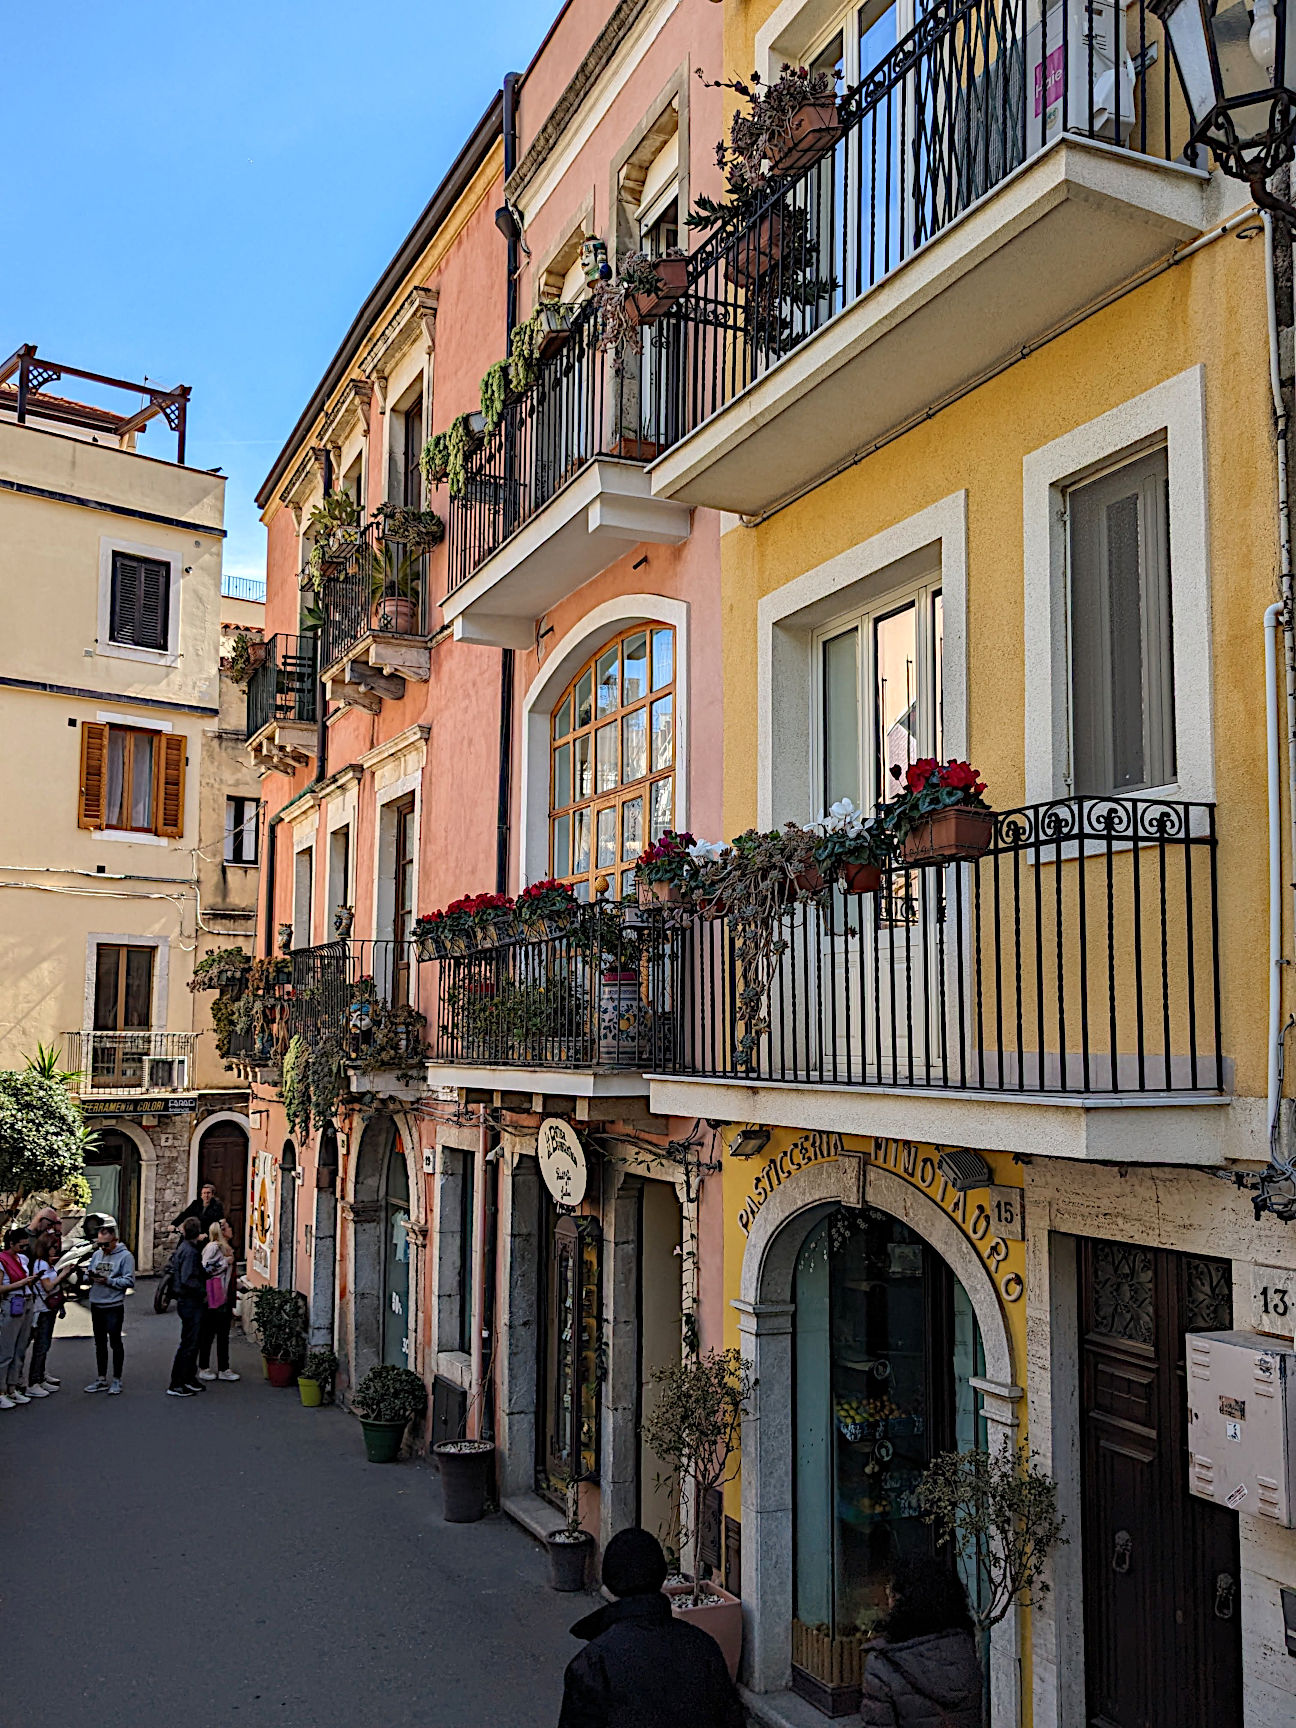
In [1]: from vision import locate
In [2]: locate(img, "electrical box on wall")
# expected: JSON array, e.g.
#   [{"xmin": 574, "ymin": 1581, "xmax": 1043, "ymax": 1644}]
[{"xmin": 1186, "ymin": 1331, "xmax": 1296, "ymax": 1525}]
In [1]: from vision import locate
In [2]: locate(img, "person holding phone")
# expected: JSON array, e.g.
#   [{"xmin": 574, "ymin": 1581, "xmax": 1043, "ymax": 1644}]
[{"xmin": 85, "ymin": 1222, "xmax": 134, "ymax": 1396}]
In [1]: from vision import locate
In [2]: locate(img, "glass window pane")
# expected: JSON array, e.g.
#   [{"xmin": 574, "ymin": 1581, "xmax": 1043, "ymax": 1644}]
[
  {"xmin": 131, "ymin": 733, "xmax": 155, "ymax": 829},
  {"xmin": 573, "ymin": 809, "xmax": 591, "ymax": 875},
  {"xmin": 651, "ymin": 695, "xmax": 673, "ymax": 771},
  {"xmin": 651, "ymin": 627, "xmax": 673, "ymax": 690},
  {"xmin": 553, "ymin": 742, "xmax": 571, "ymax": 811},
  {"xmin": 574, "ymin": 879, "xmax": 590, "ymax": 904},
  {"xmin": 105, "ymin": 730, "xmax": 126, "ymax": 829},
  {"xmin": 933, "ymin": 591, "xmax": 944, "ymax": 763},
  {"xmin": 597, "ymin": 806, "xmax": 617, "ymax": 868},
  {"xmin": 596, "ymin": 647, "xmax": 619, "ymax": 717},
  {"xmin": 573, "ymin": 733, "xmax": 592, "ymax": 802},
  {"xmin": 622, "ymin": 708, "xmax": 647, "ymax": 783},
  {"xmin": 875, "ymin": 603, "xmax": 918, "ymax": 806},
  {"xmin": 553, "ymin": 814, "xmax": 571, "ymax": 879},
  {"xmin": 554, "ymin": 695, "xmax": 572, "ymax": 740},
  {"xmin": 575, "ymin": 670, "xmax": 593, "ymax": 729},
  {"xmin": 124, "ymin": 948, "xmax": 153, "ymax": 1028},
  {"xmin": 595, "ymin": 722, "xmax": 618, "ymax": 792},
  {"xmin": 622, "ymin": 796, "xmax": 643, "ymax": 860},
  {"xmin": 623, "ymin": 632, "xmax": 648, "ymax": 704},
  {"xmin": 650, "ymin": 777, "xmax": 673, "ymax": 841},
  {"xmin": 823, "ymin": 628, "xmax": 860, "ymax": 811}
]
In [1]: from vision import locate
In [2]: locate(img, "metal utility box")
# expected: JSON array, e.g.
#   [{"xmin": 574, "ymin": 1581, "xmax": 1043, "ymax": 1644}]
[{"xmin": 1187, "ymin": 1331, "xmax": 1296, "ymax": 1525}]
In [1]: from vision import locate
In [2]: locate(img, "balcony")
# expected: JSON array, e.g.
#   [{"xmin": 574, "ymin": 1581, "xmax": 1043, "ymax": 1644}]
[
  {"xmin": 245, "ymin": 633, "xmax": 318, "ymax": 773},
  {"xmin": 283, "ymin": 940, "xmax": 427, "ymax": 1091},
  {"xmin": 422, "ymin": 903, "xmax": 684, "ymax": 1096},
  {"xmin": 318, "ymin": 520, "xmax": 434, "ymax": 707},
  {"xmin": 648, "ymin": 798, "xmax": 1249, "ymax": 1164},
  {"xmin": 646, "ymin": 0, "xmax": 1211, "ymax": 516},
  {"xmin": 66, "ymin": 1031, "xmax": 196, "ymax": 1094},
  {"xmin": 443, "ymin": 306, "xmax": 691, "ymax": 649}
]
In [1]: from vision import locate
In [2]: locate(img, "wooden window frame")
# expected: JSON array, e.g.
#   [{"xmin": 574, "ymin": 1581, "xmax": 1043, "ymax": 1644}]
[
  {"xmin": 109, "ymin": 550, "xmax": 171, "ymax": 653},
  {"xmin": 77, "ymin": 721, "xmax": 185, "ymax": 838}
]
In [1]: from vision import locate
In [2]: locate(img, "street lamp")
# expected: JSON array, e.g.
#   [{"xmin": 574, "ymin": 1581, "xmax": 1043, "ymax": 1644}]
[{"xmin": 1153, "ymin": 0, "xmax": 1296, "ymax": 209}]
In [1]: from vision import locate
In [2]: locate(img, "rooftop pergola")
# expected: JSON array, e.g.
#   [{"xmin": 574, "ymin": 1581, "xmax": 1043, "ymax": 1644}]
[{"xmin": 0, "ymin": 343, "xmax": 191, "ymax": 463}]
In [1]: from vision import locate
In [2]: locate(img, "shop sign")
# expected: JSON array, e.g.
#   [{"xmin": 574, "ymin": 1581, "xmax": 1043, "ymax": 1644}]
[
  {"xmin": 81, "ymin": 1096, "xmax": 197, "ymax": 1117},
  {"xmin": 736, "ymin": 1131, "xmax": 844, "ymax": 1234},
  {"xmin": 538, "ymin": 1117, "xmax": 587, "ymax": 1207}
]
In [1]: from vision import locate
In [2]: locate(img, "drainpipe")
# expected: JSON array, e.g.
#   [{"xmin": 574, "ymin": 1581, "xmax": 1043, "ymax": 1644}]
[
  {"xmin": 262, "ymin": 811, "xmax": 280, "ymax": 957},
  {"xmin": 1266, "ymin": 600, "xmax": 1284, "ymax": 1144},
  {"xmin": 482, "ymin": 1121, "xmax": 500, "ymax": 1445},
  {"xmin": 495, "ymin": 72, "xmax": 522, "ymax": 897}
]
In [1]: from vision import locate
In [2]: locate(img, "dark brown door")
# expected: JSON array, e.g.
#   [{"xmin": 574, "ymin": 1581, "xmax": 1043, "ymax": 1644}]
[
  {"xmin": 198, "ymin": 1123, "xmax": 249, "ymax": 1259},
  {"xmin": 1079, "ymin": 1239, "xmax": 1242, "ymax": 1728}
]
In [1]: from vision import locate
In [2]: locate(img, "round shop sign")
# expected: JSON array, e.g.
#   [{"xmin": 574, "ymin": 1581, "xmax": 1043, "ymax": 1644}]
[{"xmin": 538, "ymin": 1117, "xmax": 587, "ymax": 1208}]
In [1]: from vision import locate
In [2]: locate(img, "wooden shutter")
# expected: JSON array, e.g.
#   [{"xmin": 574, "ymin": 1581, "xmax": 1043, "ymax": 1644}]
[
  {"xmin": 110, "ymin": 552, "xmax": 170, "ymax": 651},
  {"xmin": 153, "ymin": 733, "xmax": 186, "ymax": 837},
  {"xmin": 77, "ymin": 722, "xmax": 109, "ymax": 830}
]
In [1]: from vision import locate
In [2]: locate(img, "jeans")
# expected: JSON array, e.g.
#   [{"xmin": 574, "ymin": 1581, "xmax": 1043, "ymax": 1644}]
[
  {"xmin": 170, "ymin": 1299, "xmax": 203, "ymax": 1389},
  {"xmin": 198, "ymin": 1304, "xmax": 232, "ymax": 1372},
  {"xmin": 28, "ymin": 1309, "xmax": 56, "ymax": 1384},
  {"xmin": 0, "ymin": 1307, "xmax": 30, "ymax": 1389},
  {"xmin": 91, "ymin": 1304, "xmax": 125, "ymax": 1380}
]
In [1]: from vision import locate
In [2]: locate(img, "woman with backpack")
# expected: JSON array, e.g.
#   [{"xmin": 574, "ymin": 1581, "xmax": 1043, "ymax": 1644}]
[
  {"xmin": 197, "ymin": 1219, "xmax": 240, "ymax": 1382},
  {"xmin": 0, "ymin": 1227, "xmax": 40, "ymax": 1408}
]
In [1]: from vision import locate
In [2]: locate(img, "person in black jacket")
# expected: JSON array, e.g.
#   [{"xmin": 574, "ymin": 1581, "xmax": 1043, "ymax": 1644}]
[
  {"xmin": 172, "ymin": 1184, "xmax": 224, "ymax": 1235},
  {"xmin": 558, "ymin": 1527, "xmax": 745, "ymax": 1728},
  {"xmin": 859, "ymin": 1556, "xmax": 983, "ymax": 1728},
  {"xmin": 166, "ymin": 1218, "xmax": 208, "ymax": 1398}
]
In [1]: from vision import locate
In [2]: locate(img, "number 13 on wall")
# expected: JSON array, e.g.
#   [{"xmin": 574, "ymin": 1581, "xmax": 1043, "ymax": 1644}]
[{"xmin": 1252, "ymin": 1263, "xmax": 1295, "ymax": 1339}]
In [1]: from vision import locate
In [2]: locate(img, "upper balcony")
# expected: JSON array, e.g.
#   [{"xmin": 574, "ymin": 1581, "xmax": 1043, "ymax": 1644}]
[
  {"xmin": 646, "ymin": 0, "xmax": 1213, "ymax": 516},
  {"xmin": 65, "ymin": 1031, "xmax": 196, "ymax": 1095},
  {"xmin": 318, "ymin": 516, "xmax": 438, "ymax": 708},
  {"xmin": 245, "ymin": 633, "xmax": 318, "ymax": 774},
  {"xmin": 443, "ymin": 305, "xmax": 691, "ymax": 650}
]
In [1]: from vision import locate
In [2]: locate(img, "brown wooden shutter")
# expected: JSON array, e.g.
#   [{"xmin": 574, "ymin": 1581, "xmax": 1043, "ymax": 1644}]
[
  {"xmin": 77, "ymin": 722, "xmax": 109, "ymax": 829},
  {"xmin": 153, "ymin": 733, "xmax": 186, "ymax": 837}
]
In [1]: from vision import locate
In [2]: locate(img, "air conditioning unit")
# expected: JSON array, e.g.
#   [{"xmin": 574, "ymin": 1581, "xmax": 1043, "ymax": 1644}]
[
  {"xmin": 146, "ymin": 1056, "xmax": 184, "ymax": 1090},
  {"xmin": 1186, "ymin": 1331, "xmax": 1296, "ymax": 1526},
  {"xmin": 1025, "ymin": 0, "xmax": 1136, "ymax": 153}
]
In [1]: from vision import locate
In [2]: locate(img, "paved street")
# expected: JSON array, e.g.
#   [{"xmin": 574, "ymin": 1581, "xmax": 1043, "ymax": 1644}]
[{"xmin": 4, "ymin": 1287, "xmax": 585, "ymax": 1728}]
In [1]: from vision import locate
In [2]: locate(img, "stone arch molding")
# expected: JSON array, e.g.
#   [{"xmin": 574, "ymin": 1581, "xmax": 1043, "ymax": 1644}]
[
  {"xmin": 346, "ymin": 1110, "xmax": 424, "ymax": 1386},
  {"xmin": 186, "ymin": 1110, "xmax": 251, "ymax": 1198},
  {"xmin": 733, "ymin": 1152, "xmax": 1023, "ymax": 1726}
]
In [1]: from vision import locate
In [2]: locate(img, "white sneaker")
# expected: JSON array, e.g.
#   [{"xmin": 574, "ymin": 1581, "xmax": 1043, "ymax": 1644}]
[
  {"xmin": 197, "ymin": 1369, "xmax": 217, "ymax": 1381},
  {"xmin": 216, "ymin": 1370, "xmax": 240, "ymax": 1382},
  {"xmin": 107, "ymin": 1379, "xmax": 122, "ymax": 1396},
  {"xmin": 0, "ymin": 1396, "xmax": 14, "ymax": 1410},
  {"xmin": 84, "ymin": 1379, "xmax": 107, "ymax": 1394},
  {"xmin": 24, "ymin": 1385, "xmax": 49, "ymax": 1398},
  {"xmin": 10, "ymin": 1391, "xmax": 30, "ymax": 1404},
  {"xmin": 40, "ymin": 1381, "xmax": 59, "ymax": 1393}
]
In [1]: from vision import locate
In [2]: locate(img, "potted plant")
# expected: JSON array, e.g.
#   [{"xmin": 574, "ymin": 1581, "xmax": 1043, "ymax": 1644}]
[
  {"xmin": 810, "ymin": 797, "xmax": 893, "ymax": 893},
  {"xmin": 547, "ymin": 1472, "xmax": 596, "ymax": 1591},
  {"xmin": 226, "ymin": 631, "xmax": 266, "ymax": 684},
  {"xmin": 188, "ymin": 947, "xmax": 253, "ymax": 996},
  {"xmin": 434, "ymin": 1436, "xmax": 495, "ymax": 1521},
  {"xmin": 370, "ymin": 541, "xmax": 422, "ymax": 636},
  {"xmin": 515, "ymin": 878, "xmax": 580, "ymax": 940},
  {"xmin": 304, "ymin": 489, "xmax": 362, "ymax": 582},
  {"xmin": 699, "ymin": 63, "xmax": 840, "ymax": 184},
  {"xmin": 884, "ymin": 759, "xmax": 994, "ymax": 863},
  {"xmin": 298, "ymin": 1347, "xmax": 338, "ymax": 1408},
  {"xmin": 373, "ymin": 500, "xmax": 445, "ymax": 552},
  {"xmin": 641, "ymin": 1347, "xmax": 753, "ymax": 1679},
  {"xmin": 251, "ymin": 1287, "xmax": 307, "ymax": 1387},
  {"xmin": 526, "ymin": 301, "xmax": 574, "ymax": 365},
  {"xmin": 623, "ymin": 249, "xmax": 690, "ymax": 325},
  {"xmin": 351, "ymin": 1363, "xmax": 427, "ymax": 1463},
  {"xmin": 634, "ymin": 829, "xmax": 698, "ymax": 905}
]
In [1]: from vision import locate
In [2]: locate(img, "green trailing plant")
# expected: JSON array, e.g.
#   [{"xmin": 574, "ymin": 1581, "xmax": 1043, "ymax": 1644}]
[
  {"xmin": 372, "ymin": 501, "xmax": 445, "ymax": 551},
  {"xmin": 355, "ymin": 1000, "xmax": 427, "ymax": 1072},
  {"xmin": 917, "ymin": 1445, "xmax": 1067, "ymax": 1635},
  {"xmin": 641, "ymin": 1347, "xmax": 754, "ymax": 1605},
  {"xmin": 594, "ymin": 250, "xmax": 686, "ymax": 361},
  {"xmin": 480, "ymin": 359, "xmax": 511, "ymax": 433},
  {"xmin": 419, "ymin": 432, "xmax": 451, "ymax": 489},
  {"xmin": 445, "ymin": 414, "xmax": 474, "ymax": 498},
  {"xmin": 352, "ymin": 1363, "xmax": 427, "ymax": 1424},
  {"xmin": 189, "ymin": 948, "xmax": 253, "ymax": 994},
  {"xmin": 251, "ymin": 1287, "xmax": 308, "ymax": 1363},
  {"xmin": 226, "ymin": 631, "xmax": 257, "ymax": 683},
  {"xmin": 281, "ymin": 1036, "xmax": 311, "ymax": 1136},
  {"xmin": 302, "ymin": 1347, "xmax": 339, "ymax": 1392},
  {"xmin": 304, "ymin": 490, "xmax": 362, "ymax": 583}
]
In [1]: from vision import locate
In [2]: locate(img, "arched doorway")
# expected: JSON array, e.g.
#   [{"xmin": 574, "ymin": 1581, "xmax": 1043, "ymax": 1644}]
[
  {"xmin": 197, "ymin": 1120, "xmax": 248, "ymax": 1257},
  {"xmin": 352, "ymin": 1117, "xmax": 413, "ymax": 1382},
  {"xmin": 382, "ymin": 1151, "xmax": 411, "ymax": 1367},
  {"xmin": 82, "ymin": 1129, "xmax": 141, "ymax": 1254},
  {"xmin": 309, "ymin": 1126, "xmax": 339, "ymax": 1351},
  {"xmin": 277, "ymin": 1141, "xmax": 296, "ymax": 1292}
]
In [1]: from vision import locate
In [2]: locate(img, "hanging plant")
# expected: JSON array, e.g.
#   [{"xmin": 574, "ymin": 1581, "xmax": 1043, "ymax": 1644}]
[
  {"xmin": 445, "ymin": 414, "xmax": 474, "ymax": 498},
  {"xmin": 372, "ymin": 500, "xmax": 445, "ymax": 551},
  {"xmin": 480, "ymin": 359, "xmax": 511, "ymax": 434},
  {"xmin": 594, "ymin": 251, "xmax": 687, "ymax": 362},
  {"xmin": 282, "ymin": 1034, "xmax": 312, "ymax": 1137},
  {"xmin": 419, "ymin": 432, "xmax": 451, "ymax": 489},
  {"xmin": 696, "ymin": 63, "xmax": 840, "ymax": 192}
]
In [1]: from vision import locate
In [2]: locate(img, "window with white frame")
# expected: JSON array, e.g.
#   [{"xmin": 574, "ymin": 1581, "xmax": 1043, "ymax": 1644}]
[
  {"xmin": 1066, "ymin": 446, "xmax": 1173, "ymax": 797},
  {"xmin": 224, "ymin": 796, "xmax": 259, "ymax": 864},
  {"xmin": 327, "ymin": 825, "xmax": 351, "ymax": 936},
  {"xmin": 293, "ymin": 847, "xmax": 314, "ymax": 950}
]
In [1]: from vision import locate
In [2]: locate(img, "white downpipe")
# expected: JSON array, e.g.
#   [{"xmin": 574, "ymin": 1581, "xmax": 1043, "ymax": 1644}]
[{"xmin": 1267, "ymin": 600, "xmax": 1284, "ymax": 1144}]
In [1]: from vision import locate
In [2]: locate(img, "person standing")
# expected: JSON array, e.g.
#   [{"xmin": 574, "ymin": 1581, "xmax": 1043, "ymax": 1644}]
[
  {"xmin": 857, "ymin": 1557, "xmax": 983, "ymax": 1727},
  {"xmin": 24, "ymin": 1228, "xmax": 70, "ymax": 1394},
  {"xmin": 0, "ymin": 1230, "xmax": 39, "ymax": 1408},
  {"xmin": 167, "ymin": 1217, "xmax": 208, "ymax": 1398},
  {"xmin": 172, "ymin": 1184, "xmax": 224, "ymax": 1234},
  {"xmin": 85, "ymin": 1221, "xmax": 134, "ymax": 1396},
  {"xmin": 197, "ymin": 1219, "xmax": 240, "ymax": 1382}
]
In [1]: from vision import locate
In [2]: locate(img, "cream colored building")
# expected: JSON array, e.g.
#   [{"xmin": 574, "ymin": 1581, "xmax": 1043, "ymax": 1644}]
[{"xmin": 0, "ymin": 347, "xmax": 256, "ymax": 1266}]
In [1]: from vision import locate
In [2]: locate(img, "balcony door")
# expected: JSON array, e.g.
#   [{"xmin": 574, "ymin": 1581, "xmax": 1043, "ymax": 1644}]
[
  {"xmin": 91, "ymin": 943, "xmax": 154, "ymax": 1088},
  {"xmin": 392, "ymin": 796, "xmax": 416, "ymax": 1008}
]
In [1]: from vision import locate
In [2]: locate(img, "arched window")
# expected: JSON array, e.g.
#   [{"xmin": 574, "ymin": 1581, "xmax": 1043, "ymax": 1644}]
[{"xmin": 549, "ymin": 624, "xmax": 675, "ymax": 902}]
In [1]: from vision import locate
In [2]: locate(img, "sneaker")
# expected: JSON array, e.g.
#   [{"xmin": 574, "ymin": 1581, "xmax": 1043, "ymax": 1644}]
[
  {"xmin": 24, "ymin": 1385, "xmax": 49, "ymax": 1398},
  {"xmin": 196, "ymin": 1369, "xmax": 217, "ymax": 1381},
  {"xmin": 83, "ymin": 1379, "xmax": 108, "ymax": 1394},
  {"xmin": 165, "ymin": 1386, "xmax": 196, "ymax": 1398},
  {"xmin": 184, "ymin": 1381, "xmax": 207, "ymax": 1393},
  {"xmin": 0, "ymin": 1396, "xmax": 15, "ymax": 1410},
  {"xmin": 11, "ymin": 1391, "xmax": 31, "ymax": 1404},
  {"xmin": 216, "ymin": 1370, "xmax": 241, "ymax": 1382},
  {"xmin": 40, "ymin": 1381, "xmax": 59, "ymax": 1393},
  {"xmin": 107, "ymin": 1379, "xmax": 122, "ymax": 1396}
]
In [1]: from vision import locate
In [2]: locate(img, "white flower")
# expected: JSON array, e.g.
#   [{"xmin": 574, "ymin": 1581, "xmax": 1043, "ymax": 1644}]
[
  {"xmin": 812, "ymin": 798, "xmax": 866, "ymax": 838},
  {"xmin": 687, "ymin": 838, "xmax": 728, "ymax": 864}
]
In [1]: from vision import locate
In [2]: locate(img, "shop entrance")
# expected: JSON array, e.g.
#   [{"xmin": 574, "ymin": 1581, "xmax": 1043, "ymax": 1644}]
[
  {"xmin": 82, "ymin": 1129, "xmax": 141, "ymax": 1254},
  {"xmin": 792, "ymin": 1205, "xmax": 985, "ymax": 1713},
  {"xmin": 1079, "ymin": 1238, "xmax": 1241, "ymax": 1728},
  {"xmin": 197, "ymin": 1120, "xmax": 248, "ymax": 1256}
]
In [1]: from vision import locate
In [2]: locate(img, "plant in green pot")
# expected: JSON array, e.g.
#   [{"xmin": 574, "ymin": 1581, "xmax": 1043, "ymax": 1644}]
[
  {"xmin": 298, "ymin": 1347, "xmax": 338, "ymax": 1409},
  {"xmin": 251, "ymin": 1287, "xmax": 307, "ymax": 1387},
  {"xmin": 546, "ymin": 1471, "xmax": 596, "ymax": 1592},
  {"xmin": 351, "ymin": 1364, "xmax": 427, "ymax": 1462}
]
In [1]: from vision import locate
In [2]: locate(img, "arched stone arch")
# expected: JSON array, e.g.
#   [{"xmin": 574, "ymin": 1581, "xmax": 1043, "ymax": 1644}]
[
  {"xmin": 190, "ymin": 1112, "xmax": 251, "ymax": 1258},
  {"xmin": 93, "ymin": 1119, "xmax": 156, "ymax": 1271},
  {"xmin": 185, "ymin": 1110, "xmax": 252, "ymax": 1198},
  {"xmin": 347, "ymin": 1112, "xmax": 421, "ymax": 1386},
  {"xmin": 277, "ymin": 1139, "xmax": 298, "ymax": 1293},
  {"xmin": 734, "ymin": 1153, "xmax": 1022, "ymax": 1725}
]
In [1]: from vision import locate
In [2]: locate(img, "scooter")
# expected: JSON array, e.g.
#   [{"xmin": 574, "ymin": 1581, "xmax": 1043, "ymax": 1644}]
[{"xmin": 52, "ymin": 1213, "xmax": 119, "ymax": 1302}]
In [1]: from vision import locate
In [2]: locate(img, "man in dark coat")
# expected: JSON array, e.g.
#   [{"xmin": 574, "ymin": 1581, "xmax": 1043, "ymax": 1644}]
[
  {"xmin": 558, "ymin": 1527, "xmax": 745, "ymax": 1728},
  {"xmin": 172, "ymin": 1183, "xmax": 224, "ymax": 1234},
  {"xmin": 166, "ymin": 1218, "xmax": 208, "ymax": 1398}
]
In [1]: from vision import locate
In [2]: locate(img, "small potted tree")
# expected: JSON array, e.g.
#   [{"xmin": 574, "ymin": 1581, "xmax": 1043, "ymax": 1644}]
[
  {"xmin": 641, "ymin": 1347, "xmax": 753, "ymax": 1679},
  {"xmin": 351, "ymin": 1364, "xmax": 427, "ymax": 1463},
  {"xmin": 884, "ymin": 759, "xmax": 994, "ymax": 864},
  {"xmin": 546, "ymin": 1472, "xmax": 596, "ymax": 1592},
  {"xmin": 810, "ymin": 798, "xmax": 893, "ymax": 893},
  {"xmin": 434, "ymin": 1434, "xmax": 495, "ymax": 1521},
  {"xmin": 634, "ymin": 830, "xmax": 698, "ymax": 905},
  {"xmin": 298, "ymin": 1347, "xmax": 338, "ymax": 1408},
  {"xmin": 251, "ymin": 1287, "xmax": 307, "ymax": 1388}
]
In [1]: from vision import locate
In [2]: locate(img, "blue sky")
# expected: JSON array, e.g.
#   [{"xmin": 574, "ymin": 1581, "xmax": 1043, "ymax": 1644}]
[{"xmin": 4, "ymin": 0, "xmax": 559, "ymax": 582}]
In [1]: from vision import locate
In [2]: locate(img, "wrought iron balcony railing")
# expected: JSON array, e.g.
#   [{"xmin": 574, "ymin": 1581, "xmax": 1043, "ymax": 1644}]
[
  {"xmin": 279, "ymin": 939, "xmax": 426, "ymax": 1069},
  {"xmin": 65, "ymin": 1031, "xmax": 196, "ymax": 1092},
  {"xmin": 318, "ymin": 521, "xmax": 428, "ymax": 674},
  {"xmin": 245, "ymin": 633, "xmax": 318, "ymax": 739},
  {"xmin": 677, "ymin": 798, "xmax": 1222, "ymax": 1096},
  {"xmin": 422, "ymin": 903, "xmax": 683, "ymax": 1071},
  {"xmin": 646, "ymin": 0, "xmax": 1188, "ymax": 442}
]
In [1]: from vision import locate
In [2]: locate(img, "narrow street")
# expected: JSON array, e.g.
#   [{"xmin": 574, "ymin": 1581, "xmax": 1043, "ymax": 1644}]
[{"xmin": 4, "ymin": 1288, "xmax": 583, "ymax": 1728}]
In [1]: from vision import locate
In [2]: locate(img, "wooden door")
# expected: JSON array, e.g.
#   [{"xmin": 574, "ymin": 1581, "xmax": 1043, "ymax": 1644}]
[
  {"xmin": 1079, "ymin": 1239, "xmax": 1242, "ymax": 1728},
  {"xmin": 198, "ymin": 1123, "xmax": 248, "ymax": 1258}
]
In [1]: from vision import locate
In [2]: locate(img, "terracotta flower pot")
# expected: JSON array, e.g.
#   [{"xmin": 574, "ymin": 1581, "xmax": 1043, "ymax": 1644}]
[
  {"xmin": 724, "ymin": 209, "xmax": 786, "ymax": 287},
  {"xmin": 627, "ymin": 257, "xmax": 690, "ymax": 325},
  {"xmin": 901, "ymin": 806, "xmax": 994, "ymax": 864},
  {"xmin": 794, "ymin": 865, "xmax": 826, "ymax": 895},
  {"xmin": 372, "ymin": 595, "xmax": 417, "ymax": 635},
  {"xmin": 639, "ymin": 879, "xmax": 682, "ymax": 907},
  {"xmin": 838, "ymin": 861, "xmax": 883, "ymax": 894},
  {"xmin": 246, "ymin": 640, "xmax": 268, "ymax": 670},
  {"xmin": 264, "ymin": 1355, "xmax": 297, "ymax": 1388},
  {"xmin": 768, "ymin": 99, "xmax": 842, "ymax": 176},
  {"xmin": 664, "ymin": 1581, "xmax": 743, "ymax": 1680}
]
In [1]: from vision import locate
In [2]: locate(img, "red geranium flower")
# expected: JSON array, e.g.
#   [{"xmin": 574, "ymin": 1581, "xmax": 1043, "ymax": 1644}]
[{"xmin": 904, "ymin": 757, "xmax": 939, "ymax": 793}]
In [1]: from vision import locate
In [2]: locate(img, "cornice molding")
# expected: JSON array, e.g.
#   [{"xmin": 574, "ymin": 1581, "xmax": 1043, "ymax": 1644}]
[
  {"xmin": 358, "ymin": 722, "xmax": 431, "ymax": 773},
  {"xmin": 280, "ymin": 445, "xmax": 327, "ymax": 513},
  {"xmin": 319, "ymin": 376, "xmax": 374, "ymax": 452},
  {"xmin": 360, "ymin": 287, "xmax": 440, "ymax": 387}
]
